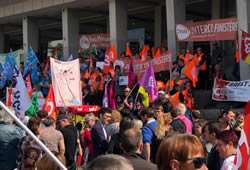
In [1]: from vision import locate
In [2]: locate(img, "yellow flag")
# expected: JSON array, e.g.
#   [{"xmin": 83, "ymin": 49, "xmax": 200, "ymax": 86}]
[{"xmin": 138, "ymin": 86, "xmax": 149, "ymax": 107}]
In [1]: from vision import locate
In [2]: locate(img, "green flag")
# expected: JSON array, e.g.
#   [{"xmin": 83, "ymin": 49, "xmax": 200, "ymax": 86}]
[
  {"xmin": 26, "ymin": 92, "xmax": 38, "ymax": 118},
  {"xmin": 92, "ymin": 45, "xmax": 97, "ymax": 55}
]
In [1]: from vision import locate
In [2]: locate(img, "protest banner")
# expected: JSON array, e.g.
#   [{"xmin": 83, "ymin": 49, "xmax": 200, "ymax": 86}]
[
  {"xmin": 79, "ymin": 33, "xmax": 110, "ymax": 51},
  {"xmin": 119, "ymin": 76, "xmax": 128, "ymax": 86},
  {"xmin": 96, "ymin": 61, "xmax": 104, "ymax": 70},
  {"xmin": 212, "ymin": 78, "xmax": 250, "ymax": 102},
  {"xmin": 50, "ymin": 58, "xmax": 82, "ymax": 107},
  {"xmin": 176, "ymin": 18, "xmax": 238, "ymax": 42},
  {"xmin": 6, "ymin": 87, "xmax": 15, "ymax": 106},
  {"xmin": 121, "ymin": 49, "xmax": 172, "ymax": 76}
]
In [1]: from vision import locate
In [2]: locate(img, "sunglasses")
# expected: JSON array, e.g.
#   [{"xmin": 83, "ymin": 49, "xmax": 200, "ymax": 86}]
[{"xmin": 178, "ymin": 157, "xmax": 206, "ymax": 169}]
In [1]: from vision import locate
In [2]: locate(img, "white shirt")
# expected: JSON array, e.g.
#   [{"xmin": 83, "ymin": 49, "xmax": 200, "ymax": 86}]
[{"xmin": 221, "ymin": 155, "xmax": 235, "ymax": 170}]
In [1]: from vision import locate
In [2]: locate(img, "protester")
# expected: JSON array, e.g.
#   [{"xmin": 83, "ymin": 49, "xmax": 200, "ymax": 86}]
[
  {"xmin": 216, "ymin": 130, "xmax": 238, "ymax": 170},
  {"xmin": 22, "ymin": 147, "xmax": 40, "ymax": 170},
  {"xmin": 123, "ymin": 87, "xmax": 134, "ymax": 113},
  {"xmin": 91, "ymin": 107, "xmax": 112, "ymax": 158},
  {"xmin": 174, "ymin": 103, "xmax": 192, "ymax": 134},
  {"xmin": 161, "ymin": 94, "xmax": 173, "ymax": 113},
  {"xmin": 153, "ymin": 104, "xmax": 164, "ymax": 119},
  {"xmin": 140, "ymin": 108, "xmax": 157, "ymax": 162},
  {"xmin": 40, "ymin": 117, "xmax": 65, "ymax": 154},
  {"xmin": 133, "ymin": 101, "xmax": 144, "ymax": 119},
  {"xmin": 220, "ymin": 108, "xmax": 236, "ymax": 129},
  {"xmin": 194, "ymin": 119, "xmax": 207, "ymax": 138},
  {"xmin": 36, "ymin": 152, "xmax": 66, "ymax": 170},
  {"xmin": 168, "ymin": 119, "xmax": 186, "ymax": 137},
  {"xmin": 105, "ymin": 110, "xmax": 121, "ymax": 136},
  {"xmin": 37, "ymin": 110, "xmax": 48, "ymax": 129},
  {"xmin": 156, "ymin": 134, "xmax": 207, "ymax": 170},
  {"xmin": 0, "ymin": 109, "xmax": 23, "ymax": 170},
  {"xmin": 85, "ymin": 154, "xmax": 133, "ymax": 170},
  {"xmin": 107, "ymin": 118, "xmax": 134, "ymax": 155},
  {"xmin": 121, "ymin": 128, "xmax": 157, "ymax": 170},
  {"xmin": 114, "ymin": 65, "xmax": 125, "ymax": 96},
  {"xmin": 203, "ymin": 121, "xmax": 223, "ymax": 170},
  {"xmin": 56, "ymin": 114, "xmax": 78, "ymax": 170}
]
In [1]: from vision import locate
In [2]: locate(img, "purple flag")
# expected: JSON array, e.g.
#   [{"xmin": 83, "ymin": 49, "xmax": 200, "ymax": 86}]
[
  {"xmin": 128, "ymin": 57, "xmax": 135, "ymax": 88},
  {"xmin": 137, "ymin": 65, "xmax": 158, "ymax": 101},
  {"xmin": 103, "ymin": 84, "xmax": 109, "ymax": 107}
]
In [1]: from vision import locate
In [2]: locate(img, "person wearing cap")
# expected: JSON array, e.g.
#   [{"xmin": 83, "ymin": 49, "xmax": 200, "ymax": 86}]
[
  {"xmin": 161, "ymin": 94, "xmax": 173, "ymax": 113},
  {"xmin": 57, "ymin": 114, "xmax": 78, "ymax": 170},
  {"xmin": 155, "ymin": 91, "xmax": 165, "ymax": 104}
]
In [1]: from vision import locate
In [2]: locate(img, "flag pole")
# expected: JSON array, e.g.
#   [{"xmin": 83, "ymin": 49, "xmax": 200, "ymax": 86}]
[
  {"xmin": 0, "ymin": 101, "xmax": 67, "ymax": 170},
  {"xmin": 127, "ymin": 83, "xmax": 137, "ymax": 99}
]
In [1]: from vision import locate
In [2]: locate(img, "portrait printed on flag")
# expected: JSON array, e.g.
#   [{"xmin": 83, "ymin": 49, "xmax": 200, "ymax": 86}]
[{"xmin": 50, "ymin": 58, "xmax": 82, "ymax": 107}]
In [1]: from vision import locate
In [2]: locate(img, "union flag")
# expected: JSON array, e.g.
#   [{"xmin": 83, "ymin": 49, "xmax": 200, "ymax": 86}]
[
  {"xmin": 241, "ymin": 30, "xmax": 250, "ymax": 64},
  {"xmin": 43, "ymin": 86, "xmax": 57, "ymax": 119}
]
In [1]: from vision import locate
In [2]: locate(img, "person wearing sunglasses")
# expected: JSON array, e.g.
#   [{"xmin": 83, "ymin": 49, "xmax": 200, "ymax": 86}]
[{"xmin": 156, "ymin": 134, "xmax": 208, "ymax": 170}]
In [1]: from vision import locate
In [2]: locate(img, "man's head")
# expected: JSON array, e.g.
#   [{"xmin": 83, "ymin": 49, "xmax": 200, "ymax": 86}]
[
  {"xmin": 222, "ymin": 109, "xmax": 235, "ymax": 125},
  {"xmin": 37, "ymin": 110, "xmax": 48, "ymax": 121},
  {"xmin": 124, "ymin": 88, "xmax": 131, "ymax": 97},
  {"xmin": 178, "ymin": 58, "xmax": 185, "ymax": 67},
  {"xmin": 175, "ymin": 103, "xmax": 186, "ymax": 116},
  {"xmin": 197, "ymin": 47, "xmax": 202, "ymax": 55},
  {"xmin": 161, "ymin": 94, "xmax": 169, "ymax": 104},
  {"xmin": 140, "ymin": 108, "xmax": 155, "ymax": 123},
  {"xmin": 98, "ymin": 107, "xmax": 112, "ymax": 125},
  {"xmin": 56, "ymin": 114, "xmax": 70, "ymax": 128},
  {"xmin": 215, "ymin": 64, "xmax": 221, "ymax": 72},
  {"xmin": 135, "ymin": 101, "xmax": 142, "ymax": 110},
  {"xmin": 203, "ymin": 121, "xmax": 222, "ymax": 145},
  {"xmin": 154, "ymin": 105, "xmax": 164, "ymax": 118},
  {"xmin": 85, "ymin": 154, "xmax": 133, "ymax": 170},
  {"xmin": 84, "ymin": 113, "xmax": 96, "ymax": 128},
  {"xmin": 43, "ymin": 117, "xmax": 56, "ymax": 128},
  {"xmin": 120, "ymin": 128, "xmax": 143, "ymax": 153}
]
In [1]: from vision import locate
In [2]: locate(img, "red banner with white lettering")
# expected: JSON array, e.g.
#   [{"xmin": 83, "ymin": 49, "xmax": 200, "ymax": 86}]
[
  {"xmin": 79, "ymin": 34, "xmax": 110, "ymax": 51},
  {"xmin": 176, "ymin": 18, "xmax": 238, "ymax": 42}
]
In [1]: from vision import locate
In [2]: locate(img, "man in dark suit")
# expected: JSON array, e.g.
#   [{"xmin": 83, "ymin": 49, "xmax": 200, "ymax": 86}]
[
  {"xmin": 121, "ymin": 128, "xmax": 157, "ymax": 170},
  {"xmin": 91, "ymin": 107, "xmax": 112, "ymax": 158}
]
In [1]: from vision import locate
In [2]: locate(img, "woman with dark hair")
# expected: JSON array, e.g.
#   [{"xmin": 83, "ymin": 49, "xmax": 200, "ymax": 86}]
[
  {"xmin": 22, "ymin": 147, "xmax": 40, "ymax": 170},
  {"xmin": 168, "ymin": 119, "xmax": 186, "ymax": 137},
  {"xmin": 116, "ymin": 95, "xmax": 124, "ymax": 110},
  {"xmin": 18, "ymin": 116, "xmax": 44, "ymax": 168},
  {"xmin": 107, "ymin": 118, "xmax": 134, "ymax": 155}
]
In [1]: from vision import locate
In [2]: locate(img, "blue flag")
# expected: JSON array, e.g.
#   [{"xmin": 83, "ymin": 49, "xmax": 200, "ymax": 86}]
[
  {"xmin": 12, "ymin": 66, "xmax": 19, "ymax": 81},
  {"xmin": 9, "ymin": 49, "xmax": 16, "ymax": 66},
  {"xmin": 23, "ymin": 47, "xmax": 39, "ymax": 83},
  {"xmin": 1, "ymin": 54, "xmax": 15, "ymax": 88},
  {"xmin": 0, "ymin": 63, "xmax": 3, "ymax": 72},
  {"xmin": 59, "ymin": 56, "xmax": 64, "ymax": 61}
]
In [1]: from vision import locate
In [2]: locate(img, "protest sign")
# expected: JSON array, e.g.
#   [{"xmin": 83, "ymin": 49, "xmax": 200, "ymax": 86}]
[
  {"xmin": 50, "ymin": 58, "xmax": 82, "ymax": 107},
  {"xmin": 121, "ymin": 50, "xmax": 172, "ymax": 76},
  {"xmin": 212, "ymin": 78, "xmax": 250, "ymax": 102},
  {"xmin": 119, "ymin": 76, "xmax": 128, "ymax": 86},
  {"xmin": 176, "ymin": 18, "xmax": 238, "ymax": 42}
]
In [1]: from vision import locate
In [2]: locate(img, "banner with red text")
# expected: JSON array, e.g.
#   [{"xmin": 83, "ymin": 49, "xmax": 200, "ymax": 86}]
[
  {"xmin": 212, "ymin": 78, "xmax": 250, "ymax": 102},
  {"xmin": 176, "ymin": 18, "xmax": 238, "ymax": 42},
  {"xmin": 79, "ymin": 34, "xmax": 110, "ymax": 51},
  {"xmin": 121, "ymin": 50, "xmax": 172, "ymax": 76}
]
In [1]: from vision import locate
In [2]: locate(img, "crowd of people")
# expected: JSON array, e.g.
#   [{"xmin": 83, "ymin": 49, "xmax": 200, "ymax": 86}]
[{"xmin": 0, "ymin": 42, "xmax": 244, "ymax": 170}]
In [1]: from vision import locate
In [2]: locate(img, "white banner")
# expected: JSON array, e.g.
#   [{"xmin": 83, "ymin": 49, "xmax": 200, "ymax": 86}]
[
  {"xmin": 50, "ymin": 58, "xmax": 82, "ymax": 107},
  {"xmin": 212, "ymin": 78, "xmax": 250, "ymax": 102}
]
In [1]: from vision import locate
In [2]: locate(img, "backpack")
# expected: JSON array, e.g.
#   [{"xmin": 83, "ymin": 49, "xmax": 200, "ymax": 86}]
[{"xmin": 145, "ymin": 124, "xmax": 164, "ymax": 164}]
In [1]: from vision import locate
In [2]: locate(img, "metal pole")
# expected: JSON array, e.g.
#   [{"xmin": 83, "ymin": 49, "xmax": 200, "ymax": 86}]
[{"xmin": 0, "ymin": 101, "xmax": 67, "ymax": 170}]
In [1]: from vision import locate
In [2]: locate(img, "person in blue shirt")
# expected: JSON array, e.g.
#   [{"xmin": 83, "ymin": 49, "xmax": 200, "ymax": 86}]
[
  {"xmin": 140, "ymin": 108, "xmax": 157, "ymax": 162},
  {"xmin": 39, "ymin": 72, "xmax": 50, "ymax": 97}
]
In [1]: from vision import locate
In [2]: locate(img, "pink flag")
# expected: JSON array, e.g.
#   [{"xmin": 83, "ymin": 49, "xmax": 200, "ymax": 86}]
[
  {"xmin": 103, "ymin": 84, "xmax": 109, "ymax": 107},
  {"xmin": 128, "ymin": 57, "xmax": 135, "ymax": 88},
  {"xmin": 109, "ymin": 79, "xmax": 116, "ymax": 110},
  {"xmin": 137, "ymin": 65, "xmax": 158, "ymax": 101}
]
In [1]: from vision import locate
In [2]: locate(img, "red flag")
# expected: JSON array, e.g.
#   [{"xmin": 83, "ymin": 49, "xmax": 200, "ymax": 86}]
[
  {"xmin": 140, "ymin": 45, "xmax": 150, "ymax": 61},
  {"xmin": 27, "ymin": 74, "xmax": 33, "ymax": 97},
  {"xmin": 154, "ymin": 48, "xmax": 161, "ymax": 58},
  {"xmin": 151, "ymin": 47, "xmax": 155, "ymax": 57},
  {"xmin": 109, "ymin": 44, "xmax": 118, "ymax": 62},
  {"xmin": 83, "ymin": 70, "xmax": 90, "ymax": 79},
  {"xmin": 128, "ymin": 57, "xmax": 135, "ymax": 88},
  {"xmin": 234, "ymin": 101, "xmax": 250, "ymax": 169},
  {"xmin": 183, "ymin": 59, "xmax": 198, "ymax": 87},
  {"xmin": 109, "ymin": 80, "xmax": 116, "ymax": 110},
  {"xmin": 103, "ymin": 49, "xmax": 111, "ymax": 74},
  {"xmin": 241, "ymin": 30, "xmax": 250, "ymax": 64},
  {"xmin": 126, "ymin": 43, "xmax": 132, "ymax": 57},
  {"xmin": 54, "ymin": 45, "xmax": 58, "ymax": 59},
  {"xmin": 43, "ymin": 86, "xmax": 57, "ymax": 119}
]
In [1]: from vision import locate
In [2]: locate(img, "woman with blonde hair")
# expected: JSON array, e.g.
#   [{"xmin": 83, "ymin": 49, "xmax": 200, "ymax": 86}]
[
  {"xmin": 36, "ymin": 152, "xmax": 66, "ymax": 170},
  {"xmin": 157, "ymin": 134, "xmax": 207, "ymax": 170},
  {"xmin": 150, "ymin": 113, "xmax": 172, "ymax": 163}
]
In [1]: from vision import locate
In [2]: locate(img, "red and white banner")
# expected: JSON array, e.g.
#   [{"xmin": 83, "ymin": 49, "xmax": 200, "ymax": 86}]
[
  {"xmin": 212, "ymin": 78, "xmax": 250, "ymax": 102},
  {"xmin": 50, "ymin": 58, "xmax": 82, "ymax": 107},
  {"xmin": 121, "ymin": 50, "xmax": 172, "ymax": 77},
  {"xmin": 6, "ymin": 87, "xmax": 15, "ymax": 106},
  {"xmin": 176, "ymin": 18, "xmax": 238, "ymax": 42},
  {"xmin": 79, "ymin": 34, "xmax": 110, "ymax": 51}
]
